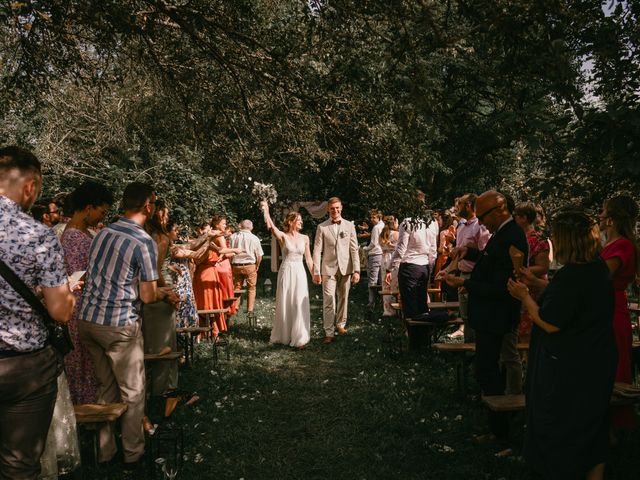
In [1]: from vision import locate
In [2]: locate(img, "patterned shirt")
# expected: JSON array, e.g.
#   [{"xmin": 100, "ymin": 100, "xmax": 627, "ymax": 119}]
[
  {"xmin": 0, "ymin": 195, "xmax": 68, "ymax": 352},
  {"xmin": 79, "ymin": 217, "xmax": 158, "ymax": 327}
]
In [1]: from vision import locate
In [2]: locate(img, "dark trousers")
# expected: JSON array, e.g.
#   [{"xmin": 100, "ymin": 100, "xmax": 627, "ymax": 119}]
[
  {"xmin": 475, "ymin": 330, "xmax": 510, "ymax": 439},
  {"xmin": 398, "ymin": 263, "xmax": 430, "ymax": 319},
  {"xmin": 0, "ymin": 346, "xmax": 59, "ymax": 480}
]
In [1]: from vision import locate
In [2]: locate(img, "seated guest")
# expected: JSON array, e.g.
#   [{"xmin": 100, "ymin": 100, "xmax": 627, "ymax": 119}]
[
  {"xmin": 508, "ymin": 207, "xmax": 616, "ymax": 480},
  {"xmin": 60, "ymin": 181, "xmax": 114, "ymax": 404}
]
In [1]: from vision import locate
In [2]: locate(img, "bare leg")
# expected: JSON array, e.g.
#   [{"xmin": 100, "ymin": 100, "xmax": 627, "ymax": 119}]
[{"xmin": 585, "ymin": 463, "xmax": 605, "ymax": 480}]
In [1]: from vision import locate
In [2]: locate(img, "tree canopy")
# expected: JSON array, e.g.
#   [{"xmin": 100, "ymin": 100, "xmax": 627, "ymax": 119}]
[{"xmin": 1, "ymin": 0, "xmax": 638, "ymax": 224}]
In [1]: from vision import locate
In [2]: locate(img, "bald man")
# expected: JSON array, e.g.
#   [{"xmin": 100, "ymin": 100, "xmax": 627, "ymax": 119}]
[{"xmin": 444, "ymin": 190, "xmax": 528, "ymax": 443}]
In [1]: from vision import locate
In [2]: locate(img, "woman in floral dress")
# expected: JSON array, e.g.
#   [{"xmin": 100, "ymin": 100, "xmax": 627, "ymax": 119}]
[{"xmin": 60, "ymin": 181, "xmax": 113, "ymax": 404}]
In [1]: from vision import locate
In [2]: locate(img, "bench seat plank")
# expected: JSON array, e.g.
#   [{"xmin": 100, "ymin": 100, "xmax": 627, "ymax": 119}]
[{"xmin": 74, "ymin": 403, "xmax": 128, "ymax": 423}]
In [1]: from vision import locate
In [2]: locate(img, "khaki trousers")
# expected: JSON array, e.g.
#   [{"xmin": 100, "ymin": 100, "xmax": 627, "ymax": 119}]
[
  {"xmin": 322, "ymin": 272, "xmax": 351, "ymax": 337},
  {"xmin": 232, "ymin": 264, "xmax": 258, "ymax": 312},
  {"xmin": 78, "ymin": 320, "xmax": 145, "ymax": 463}
]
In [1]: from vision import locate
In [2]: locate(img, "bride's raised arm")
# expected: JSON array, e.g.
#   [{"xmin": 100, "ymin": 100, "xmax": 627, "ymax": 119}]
[
  {"xmin": 304, "ymin": 235, "xmax": 314, "ymax": 274},
  {"xmin": 261, "ymin": 201, "xmax": 286, "ymax": 243}
]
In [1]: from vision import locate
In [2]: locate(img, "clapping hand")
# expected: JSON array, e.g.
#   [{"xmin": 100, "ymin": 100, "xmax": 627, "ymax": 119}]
[{"xmin": 507, "ymin": 278, "xmax": 530, "ymax": 301}]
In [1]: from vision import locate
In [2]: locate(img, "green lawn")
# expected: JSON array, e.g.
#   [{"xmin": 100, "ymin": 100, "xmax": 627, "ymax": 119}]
[{"xmin": 87, "ymin": 283, "xmax": 640, "ymax": 479}]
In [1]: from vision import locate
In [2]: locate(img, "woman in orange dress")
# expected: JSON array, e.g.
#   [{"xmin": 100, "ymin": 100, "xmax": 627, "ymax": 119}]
[
  {"xmin": 192, "ymin": 221, "xmax": 242, "ymax": 336},
  {"xmin": 211, "ymin": 215, "xmax": 238, "ymax": 316}
]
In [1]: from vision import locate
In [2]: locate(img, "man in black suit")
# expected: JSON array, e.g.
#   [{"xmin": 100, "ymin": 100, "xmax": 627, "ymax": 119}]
[{"xmin": 444, "ymin": 190, "xmax": 528, "ymax": 443}]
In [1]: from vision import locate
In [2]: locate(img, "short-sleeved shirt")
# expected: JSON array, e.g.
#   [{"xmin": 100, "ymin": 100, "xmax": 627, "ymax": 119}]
[
  {"xmin": 0, "ymin": 195, "xmax": 68, "ymax": 352},
  {"xmin": 79, "ymin": 217, "xmax": 158, "ymax": 327},
  {"xmin": 601, "ymin": 237, "xmax": 637, "ymax": 291},
  {"xmin": 230, "ymin": 230, "xmax": 264, "ymax": 264},
  {"xmin": 456, "ymin": 217, "xmax": 491, "ymax": 273}
]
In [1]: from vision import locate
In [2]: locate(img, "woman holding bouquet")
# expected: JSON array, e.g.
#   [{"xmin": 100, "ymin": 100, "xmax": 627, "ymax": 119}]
[{"xmin": 261, "ymin": 201, "xmax": 313, "ymax": 348}]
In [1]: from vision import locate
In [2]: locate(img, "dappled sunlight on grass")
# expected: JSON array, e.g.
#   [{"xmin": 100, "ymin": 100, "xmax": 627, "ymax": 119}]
[{"xmin": 84, "ymin": 282, "xmax": 640, "ymax": 480}]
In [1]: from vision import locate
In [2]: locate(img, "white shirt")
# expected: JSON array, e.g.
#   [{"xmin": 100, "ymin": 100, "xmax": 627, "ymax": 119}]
[
  {"xmin": 388, "ymin": 218, "xmax": 438, "ymax": 271},
  {"xmin": 364, "ymin": 221, "xmax": 384, "ymax": 256},
  {"xmin": 230, "ymin": 230, "xmax": 264, "ymax": 264}
]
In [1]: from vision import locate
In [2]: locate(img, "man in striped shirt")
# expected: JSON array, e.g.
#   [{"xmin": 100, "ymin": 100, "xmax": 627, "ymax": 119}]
[{"xmin": 78, "ymin": 182, "xmax": 178, "ymax": 468}]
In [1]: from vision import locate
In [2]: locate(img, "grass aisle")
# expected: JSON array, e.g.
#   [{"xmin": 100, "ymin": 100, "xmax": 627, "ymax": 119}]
[{"xmin": 95, "ymin": 283, "xmax": 640, "ymax": 480}]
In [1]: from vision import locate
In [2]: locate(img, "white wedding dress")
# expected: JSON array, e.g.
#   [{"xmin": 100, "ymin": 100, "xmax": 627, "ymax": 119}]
[{"xmin": 270, "ymin": 236, "xmax": 311, "ymax": 347}]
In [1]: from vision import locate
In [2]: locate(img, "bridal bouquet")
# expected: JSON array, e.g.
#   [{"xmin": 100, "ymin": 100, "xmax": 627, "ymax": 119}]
[{"xmin": 252, "ymin": 182, "xmax": 278, "ymax": 205}]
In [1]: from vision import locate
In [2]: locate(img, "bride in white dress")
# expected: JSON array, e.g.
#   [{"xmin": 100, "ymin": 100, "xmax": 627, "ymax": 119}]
[{"xmin": 261, "ymin": 201, "xmax": 314, "ymax": 348}]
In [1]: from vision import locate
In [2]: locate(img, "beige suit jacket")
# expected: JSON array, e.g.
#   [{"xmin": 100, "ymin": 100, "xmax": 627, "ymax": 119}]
[{"xmin": 313, "ymin": 219, "xmax": 360, "ymax": 276}]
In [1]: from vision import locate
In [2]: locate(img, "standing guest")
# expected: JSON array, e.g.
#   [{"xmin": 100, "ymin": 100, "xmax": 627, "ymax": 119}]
[
  {"xmin": 168, "ymin": 221, "xmax": 208, "ymax": 328},
  {"xmin": 312, "ymin": 197, "xmax": 361, "ymax": 344},
  {"xmin": 443, "ymin": 191, "xmax": 528, "ymax": 445},
  {"xmin": 192, "ymin": 223, "xmax": 242, "ymax": 336},
  {"xmin": 380, "ymin": 216, "xmax": 400, "ymax": 317},
  {"xmin": 384, "ymin": 191, "xmax": 438, "ymax": 321},
  {"xmin": 143, "ymin": 200, "xmax": 179, "ymax": 405},
  {"xmin": 60, "ymin": 181, "xmax": 114, "ymax": 404},
  {"xmin": 229, "ymin": 219, "xmax": 264, "ymax": 316},
  {"xmin": 0, "ymin": 146, "xmax": 76, "ymax": 480},
  {"xmin": 449, "ymin": 193, "xmax": 491, "ymax": 341},
  {"xmin": 599, "ymin": 195, "xmax": 639, "ymax": 431},
  {"xmin": 78, "ymin": 182, "xmax": 178, "ymax": 468},
  {"xmin": 363, "ymin": 209, "xmax": 384, "ymax": 318},
  {"xmin": 433, "ymin": 211, "xmax": 456, "ymax": 297},
  {"xmin": 52, "ymin": 193, "xmax": 70, "ymax": 238},
  {"xmin": 211, "ymin": 215, "xmax": 238, "ymax": 317},
  {"xmin": 508, "ymin": 208, "xmax": 616, "ymax": 480},
  {"xmin": 513, "ymin": 202, "xmax": 550, "ymax": 342},
  {"xmin": 262, "ymin": 203, "xmax": 314, "ymax": 348}
]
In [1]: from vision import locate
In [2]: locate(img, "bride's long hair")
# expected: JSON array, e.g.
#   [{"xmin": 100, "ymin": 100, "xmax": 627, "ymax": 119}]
[{"xmin": 283, "ymin": 212, "xmax": 301, "ymax": 233}]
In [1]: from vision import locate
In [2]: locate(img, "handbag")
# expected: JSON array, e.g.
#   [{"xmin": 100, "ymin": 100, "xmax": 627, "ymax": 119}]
[{"xmin": 0, "ymin": 259, "xmax": 74, "ymax": 357}]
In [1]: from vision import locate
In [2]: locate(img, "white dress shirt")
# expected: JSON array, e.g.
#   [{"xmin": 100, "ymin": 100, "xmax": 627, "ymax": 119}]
[
  {"xmin": 388, "ymin": 217, "xmax": 439, "ymax": 271},
  {"xmin": 364, "ymin": 221, "xmax": 384, "ymax": 256},
  {"xmin": 230, "ymin": 230, "xmax": 264, "ymax": 264}
]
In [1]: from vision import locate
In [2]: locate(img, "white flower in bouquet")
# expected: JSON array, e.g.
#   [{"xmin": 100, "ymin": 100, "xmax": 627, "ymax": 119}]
[{"xmin": 252, "ymin": 182, "xmax": 278, "ymax": 205}]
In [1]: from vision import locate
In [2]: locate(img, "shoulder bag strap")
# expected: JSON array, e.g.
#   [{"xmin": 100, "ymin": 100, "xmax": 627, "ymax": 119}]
[{"xmin": 0, "ymin": 258, "xmax": 56, "ymax": 325}]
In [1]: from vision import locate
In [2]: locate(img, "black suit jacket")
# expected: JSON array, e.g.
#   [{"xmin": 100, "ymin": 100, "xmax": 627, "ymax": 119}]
[{"xmin": 463, "ymin": 219, "xmax": 529, "ymax": 335}]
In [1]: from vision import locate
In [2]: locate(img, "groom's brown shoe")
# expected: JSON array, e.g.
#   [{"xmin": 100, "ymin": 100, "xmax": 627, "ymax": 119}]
[
  {"xmin": 323, "ymin": 336, "xmax": 334, "ymax": 345},
  {"xmin": 336, "ymin": 326, "xmax": 348, "ymax": 335}
]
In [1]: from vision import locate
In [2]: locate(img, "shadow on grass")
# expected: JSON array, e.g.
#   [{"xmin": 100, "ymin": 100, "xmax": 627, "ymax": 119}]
[{"xmin": 83, "ymin": 283, "xmax": 640, "ymax": 480}]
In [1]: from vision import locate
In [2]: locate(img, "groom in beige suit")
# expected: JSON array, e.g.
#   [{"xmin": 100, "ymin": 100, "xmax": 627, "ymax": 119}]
[{"xmin": 312, "ymin": 197, "xmax": 360, "ymax": 344}]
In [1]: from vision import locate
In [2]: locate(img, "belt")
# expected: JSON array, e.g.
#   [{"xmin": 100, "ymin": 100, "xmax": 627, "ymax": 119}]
[
  {"xmin": 0, "ymin": 346, "xmax": 44, "ymax": 359},
  {"xmin": 234, "ymin": 263, "xmax": 255, "ymax": 266}
]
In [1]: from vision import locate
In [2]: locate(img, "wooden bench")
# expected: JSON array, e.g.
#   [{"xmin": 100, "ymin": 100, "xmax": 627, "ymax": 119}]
[
  {"xmin": 483, "ymin": 385, "xmax": 640, "ymax": 413},
  {"xmin": 74, "ymin": 403, "xmax": 128, "ymax": 466},
  {"xmin": 434, "ymin": 342, "xmax": 529, "ymax": 394},
  {"xmin": 482, "ymin": 394, "xmax": 525, "ymax": 412},
  {"xmin": 197, "ymin": 308, "xmax": 231, "ymax": 366},
  {"xmin": 403, "ymin": 318, "xmax": 463, "ymax": 350},
  {"xmin": 143, "ymin": 352, "xmax": 182, "ymax": 362},
  {"xmin": 176, "ymin": 326, "xmax": 213, "ymax": 365}
]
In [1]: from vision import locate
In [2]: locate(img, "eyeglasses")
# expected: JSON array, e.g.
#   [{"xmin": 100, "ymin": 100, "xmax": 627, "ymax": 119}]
[{"xmin": 477, "ymin": 205, "xmax": 500, "ymax": 222}]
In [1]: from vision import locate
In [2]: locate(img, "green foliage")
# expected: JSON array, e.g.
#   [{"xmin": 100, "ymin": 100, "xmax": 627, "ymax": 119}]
[{"xmin": 0, "ymin": 0, "xmax": 638, "ymax": 222}]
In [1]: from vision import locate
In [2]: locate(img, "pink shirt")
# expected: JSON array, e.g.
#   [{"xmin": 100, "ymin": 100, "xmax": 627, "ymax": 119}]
[{"xmin": 456, "ymin": 217, "xmax": 491, "ymax": 273}]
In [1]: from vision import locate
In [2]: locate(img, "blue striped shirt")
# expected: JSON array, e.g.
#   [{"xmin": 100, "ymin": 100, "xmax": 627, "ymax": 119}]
[{"xmin": 79, "ymin": 217, "xmax": 158, "ymax": 327}]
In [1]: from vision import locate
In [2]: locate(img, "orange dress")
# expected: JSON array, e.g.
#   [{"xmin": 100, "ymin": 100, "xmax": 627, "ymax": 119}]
[
  {"xmin": 193, "ymin": 250, "xmax": 227, "ymax": 335},
  {"xmin": 214, "ymin": 241, "xmax": 238, "ymax": 316}
]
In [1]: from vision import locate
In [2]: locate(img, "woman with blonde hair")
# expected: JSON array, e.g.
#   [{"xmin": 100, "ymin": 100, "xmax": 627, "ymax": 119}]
[
  {"xmin": 380, "ymin": 215, "xmax": 400, "ymax": 316},
  {"xmin": 508, "ymin": 207, "xmax": 616, "ymax": 480},
  {"xmin": 261, "ymin": 202, "xmax": 314, "ymax": 348}
]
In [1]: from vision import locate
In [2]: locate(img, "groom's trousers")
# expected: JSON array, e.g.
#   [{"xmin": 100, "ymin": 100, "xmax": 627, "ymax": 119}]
[{"xmin": 322, "ymin": 272, "xmax": 351, "ymax": 336}]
